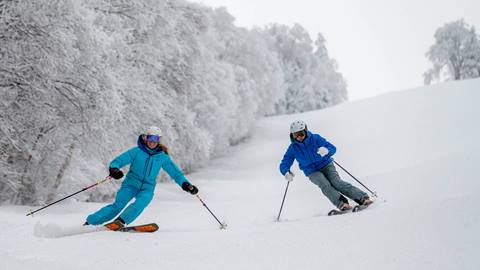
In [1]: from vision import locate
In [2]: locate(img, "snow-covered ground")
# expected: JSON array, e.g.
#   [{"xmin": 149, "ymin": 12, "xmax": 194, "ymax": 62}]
[{"xmin": 2, "ymin": 79, "xmax": 480, "ymax": 270}]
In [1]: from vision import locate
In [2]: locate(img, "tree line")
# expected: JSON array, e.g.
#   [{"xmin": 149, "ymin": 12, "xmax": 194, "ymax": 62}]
[{"xmin": 0, "ymin": 0, "xmax": 347, "ymax": 204}]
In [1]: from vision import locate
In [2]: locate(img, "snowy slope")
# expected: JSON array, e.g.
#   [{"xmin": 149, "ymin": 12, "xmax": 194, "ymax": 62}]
[{"xmin": 1, "ymin": 79, "xmax": 480, "ymax": 270}]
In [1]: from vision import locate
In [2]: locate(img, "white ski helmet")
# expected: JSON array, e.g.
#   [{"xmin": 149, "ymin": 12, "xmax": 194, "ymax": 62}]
[
  {"xmin": 146, "ymin": 126, "xmax": 161, "ymax": 136},
  {"xmin": 145, "ymin": 126, "xmax": 162, "ymax": 143},
  {"xmin": 290, "ymin": 120, "xmax": 307, "ymax": 134}
]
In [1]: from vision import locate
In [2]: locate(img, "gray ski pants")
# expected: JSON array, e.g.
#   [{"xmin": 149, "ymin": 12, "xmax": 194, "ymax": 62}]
[{"xmin": 308, "ymin": 162, "xmax": 367, "ymax": 209}]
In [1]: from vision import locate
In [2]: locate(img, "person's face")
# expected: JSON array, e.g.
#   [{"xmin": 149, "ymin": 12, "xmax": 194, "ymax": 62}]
[
  {"xmin": 146, "ymin": 140, "xmax": 159, "ymax": 149},
  {"xmin": 293, "ymin": 130, "xmax": 306, "ymax": 142},
  {"xmin": 145, "ymin": 134, "xmax": 161, "ymax": 149}
]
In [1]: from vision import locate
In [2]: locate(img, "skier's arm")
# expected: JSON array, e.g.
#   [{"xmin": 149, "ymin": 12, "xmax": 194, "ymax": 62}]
[
  {"xmin": 323, "ymin": 140, "xmax": 336, "ymax": 157},
  {"xmin": 314, "ymin": 134, "xmax": 337, "ymax": 157},
  {"xmin": 162, "ymin": 156, "xmax": 189, "ymax": 187},
  {"xmin": 279, "ymin": 145, "xmax": 295, "ymax": 176},
  {"xmin": 109, "ymin": 147, "xmax": 137, "ymax": 169}
]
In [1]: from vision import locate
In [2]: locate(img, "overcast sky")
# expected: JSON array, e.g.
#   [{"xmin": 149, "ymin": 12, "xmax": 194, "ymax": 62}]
[{"xmin": 192, "ymin": 0, "xmax": 480, "ymax": 100}]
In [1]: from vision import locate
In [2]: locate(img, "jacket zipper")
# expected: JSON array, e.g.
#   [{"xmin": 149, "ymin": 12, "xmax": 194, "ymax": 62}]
[
  {"xmin": 148, "ymin": 159, "xmax": 154, "ymax": 177},
  {"xmin": 139, "ymin": 155, "xmax": 151, "ymax": 191}
]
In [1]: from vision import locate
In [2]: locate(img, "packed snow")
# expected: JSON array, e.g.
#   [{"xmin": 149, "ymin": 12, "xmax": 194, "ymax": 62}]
[{"xmin": 1, "ymin": 79, "xmax": 480, "ymax": 270}]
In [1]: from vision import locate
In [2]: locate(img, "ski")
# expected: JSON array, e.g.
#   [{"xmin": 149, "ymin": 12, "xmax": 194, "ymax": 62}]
[
  {"xmin": 328, "ymin": 204, "xmax": 370, "ymax": 216},
  {"xmin": 327, "ymin": 208, "xmax": 352, "ymax": 216},
  {"xmin": 352, "ymin": 204, "xmax": 369, "ymax": 212},
  {"xmin": 104, "ymin": 222, "xmax": 159, "ymax": 233},
  {"xmin": 119, "ymin": 223, "xmax": 159, "ymax": 233}
]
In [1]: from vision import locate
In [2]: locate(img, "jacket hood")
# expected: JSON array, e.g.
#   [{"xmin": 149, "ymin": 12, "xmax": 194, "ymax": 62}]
[{"xmin": 137, "ymin": 135, "xmax": 163, "ymax": 155}]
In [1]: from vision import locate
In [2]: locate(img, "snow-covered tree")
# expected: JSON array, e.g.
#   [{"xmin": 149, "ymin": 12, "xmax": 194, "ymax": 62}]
[
  {"xmin": 0, "ymin": 0, "xmax": 348, "ymax": 205},
  {"xmin": 424, "ymin": 19, "xmax": 480, "ymax": 84},
  {"xmin": 0, "ymin": 0, "xmax": 114, "ymax": 204},
  {"xmin": 312, "ymin": 33, "xmax": 348, "ymax": 106},
  {"xmin": 262, "ymin": 24, "xmax": 347, "ymax": 114}
]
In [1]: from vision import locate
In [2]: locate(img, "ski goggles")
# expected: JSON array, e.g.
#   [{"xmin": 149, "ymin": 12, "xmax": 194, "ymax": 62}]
[
  {"xmin": 293, "ymin": 130, "xmax": 306, "ymax": 139},
  {"xmin": 146, "ymin": 134, "xmax": 161, "ymax": 143}
]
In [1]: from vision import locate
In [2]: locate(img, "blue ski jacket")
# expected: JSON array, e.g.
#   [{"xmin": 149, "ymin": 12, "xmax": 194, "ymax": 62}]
[
  {"xmin": 279, "ymin": 131, "xmax": 337, "ymax": 176},
  {"xmin": 109, "ymin": 136, "xmax": 190, "ymax": 190}
]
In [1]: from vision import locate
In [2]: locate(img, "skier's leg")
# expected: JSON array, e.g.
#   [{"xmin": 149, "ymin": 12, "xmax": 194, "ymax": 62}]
[
  {"xmin": 86, "ymin": 185, "xmax": 137, "ymax": 225},
  {"xmin": 308, "ymin": 171, "xmax": 348, "ymax": 209},
  {"xmin": 321, "ymin": 163, "xmax": 368, "ymax": 204},
  {"xmin": 118, "ymin": 189, "xmax": 154, "ymax": 224}
]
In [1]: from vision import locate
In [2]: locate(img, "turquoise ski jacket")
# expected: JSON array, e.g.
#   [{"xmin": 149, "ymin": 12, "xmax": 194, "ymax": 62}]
[{"xmin": 110, "ymin": 136, "xmax": 190, "ymax": 190}]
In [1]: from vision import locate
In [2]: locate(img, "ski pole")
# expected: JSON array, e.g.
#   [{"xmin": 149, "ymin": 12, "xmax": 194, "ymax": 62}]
[
  {"xmin": 195, "ymin": 194, "xmax": 227, "ymax": 230},
  {"xmin": 333, "ymin": 160, "xmax": 377, "ymax": 197},
  {"xmin": 26, "ymin": 176, "xmax": 112, "ymax": 216},
  {"xmin": 276, "ymin": 181, "xmax": 290, "ymax": 221}
]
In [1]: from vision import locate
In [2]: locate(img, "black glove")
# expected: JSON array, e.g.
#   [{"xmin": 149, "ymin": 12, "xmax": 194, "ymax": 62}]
[
  {"xmin": 109, "ymin": 168, "xmax": 124, "ymax": 180},
  {"xmin": 181, "ymin": 182, "xmax": 198, "ymax": 195}
]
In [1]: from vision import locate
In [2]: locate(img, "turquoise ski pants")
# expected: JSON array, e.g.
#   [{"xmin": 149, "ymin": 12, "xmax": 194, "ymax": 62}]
[{"xmin": 86, "ymin": 184, "xmax": 154, "ymax": 225}]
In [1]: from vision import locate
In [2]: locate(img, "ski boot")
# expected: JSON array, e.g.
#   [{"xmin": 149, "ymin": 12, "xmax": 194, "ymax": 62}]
[
  {"xmin": 339, "ymin": 202, "xmax": 353, "ymax": 211},
  {"xmin": 104, "ymin": 218, "xmax": 126, "ymax": 231},
  {"xmin": 360, "ymin": 196, "xmax": 374, "ymax": 206}
]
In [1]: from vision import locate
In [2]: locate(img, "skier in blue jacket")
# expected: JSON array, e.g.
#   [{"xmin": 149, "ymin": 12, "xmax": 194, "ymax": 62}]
[
  {"xmin": 84, "ymin": 126, "xmax": 198, "ymax": 230},
  {"xmin": 279, "ymin": 120, "xmax": 373, "ymax": 211}
]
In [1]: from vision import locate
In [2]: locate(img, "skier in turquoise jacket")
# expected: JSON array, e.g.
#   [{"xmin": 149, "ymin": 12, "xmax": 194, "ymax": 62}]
[
  {"xmin": 85, "ymin": 126, "xmax": 198, "ymax": 229},
  {"xmin": 279, "ymin": 120, "xmax": 373, "ymax": 211}
]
